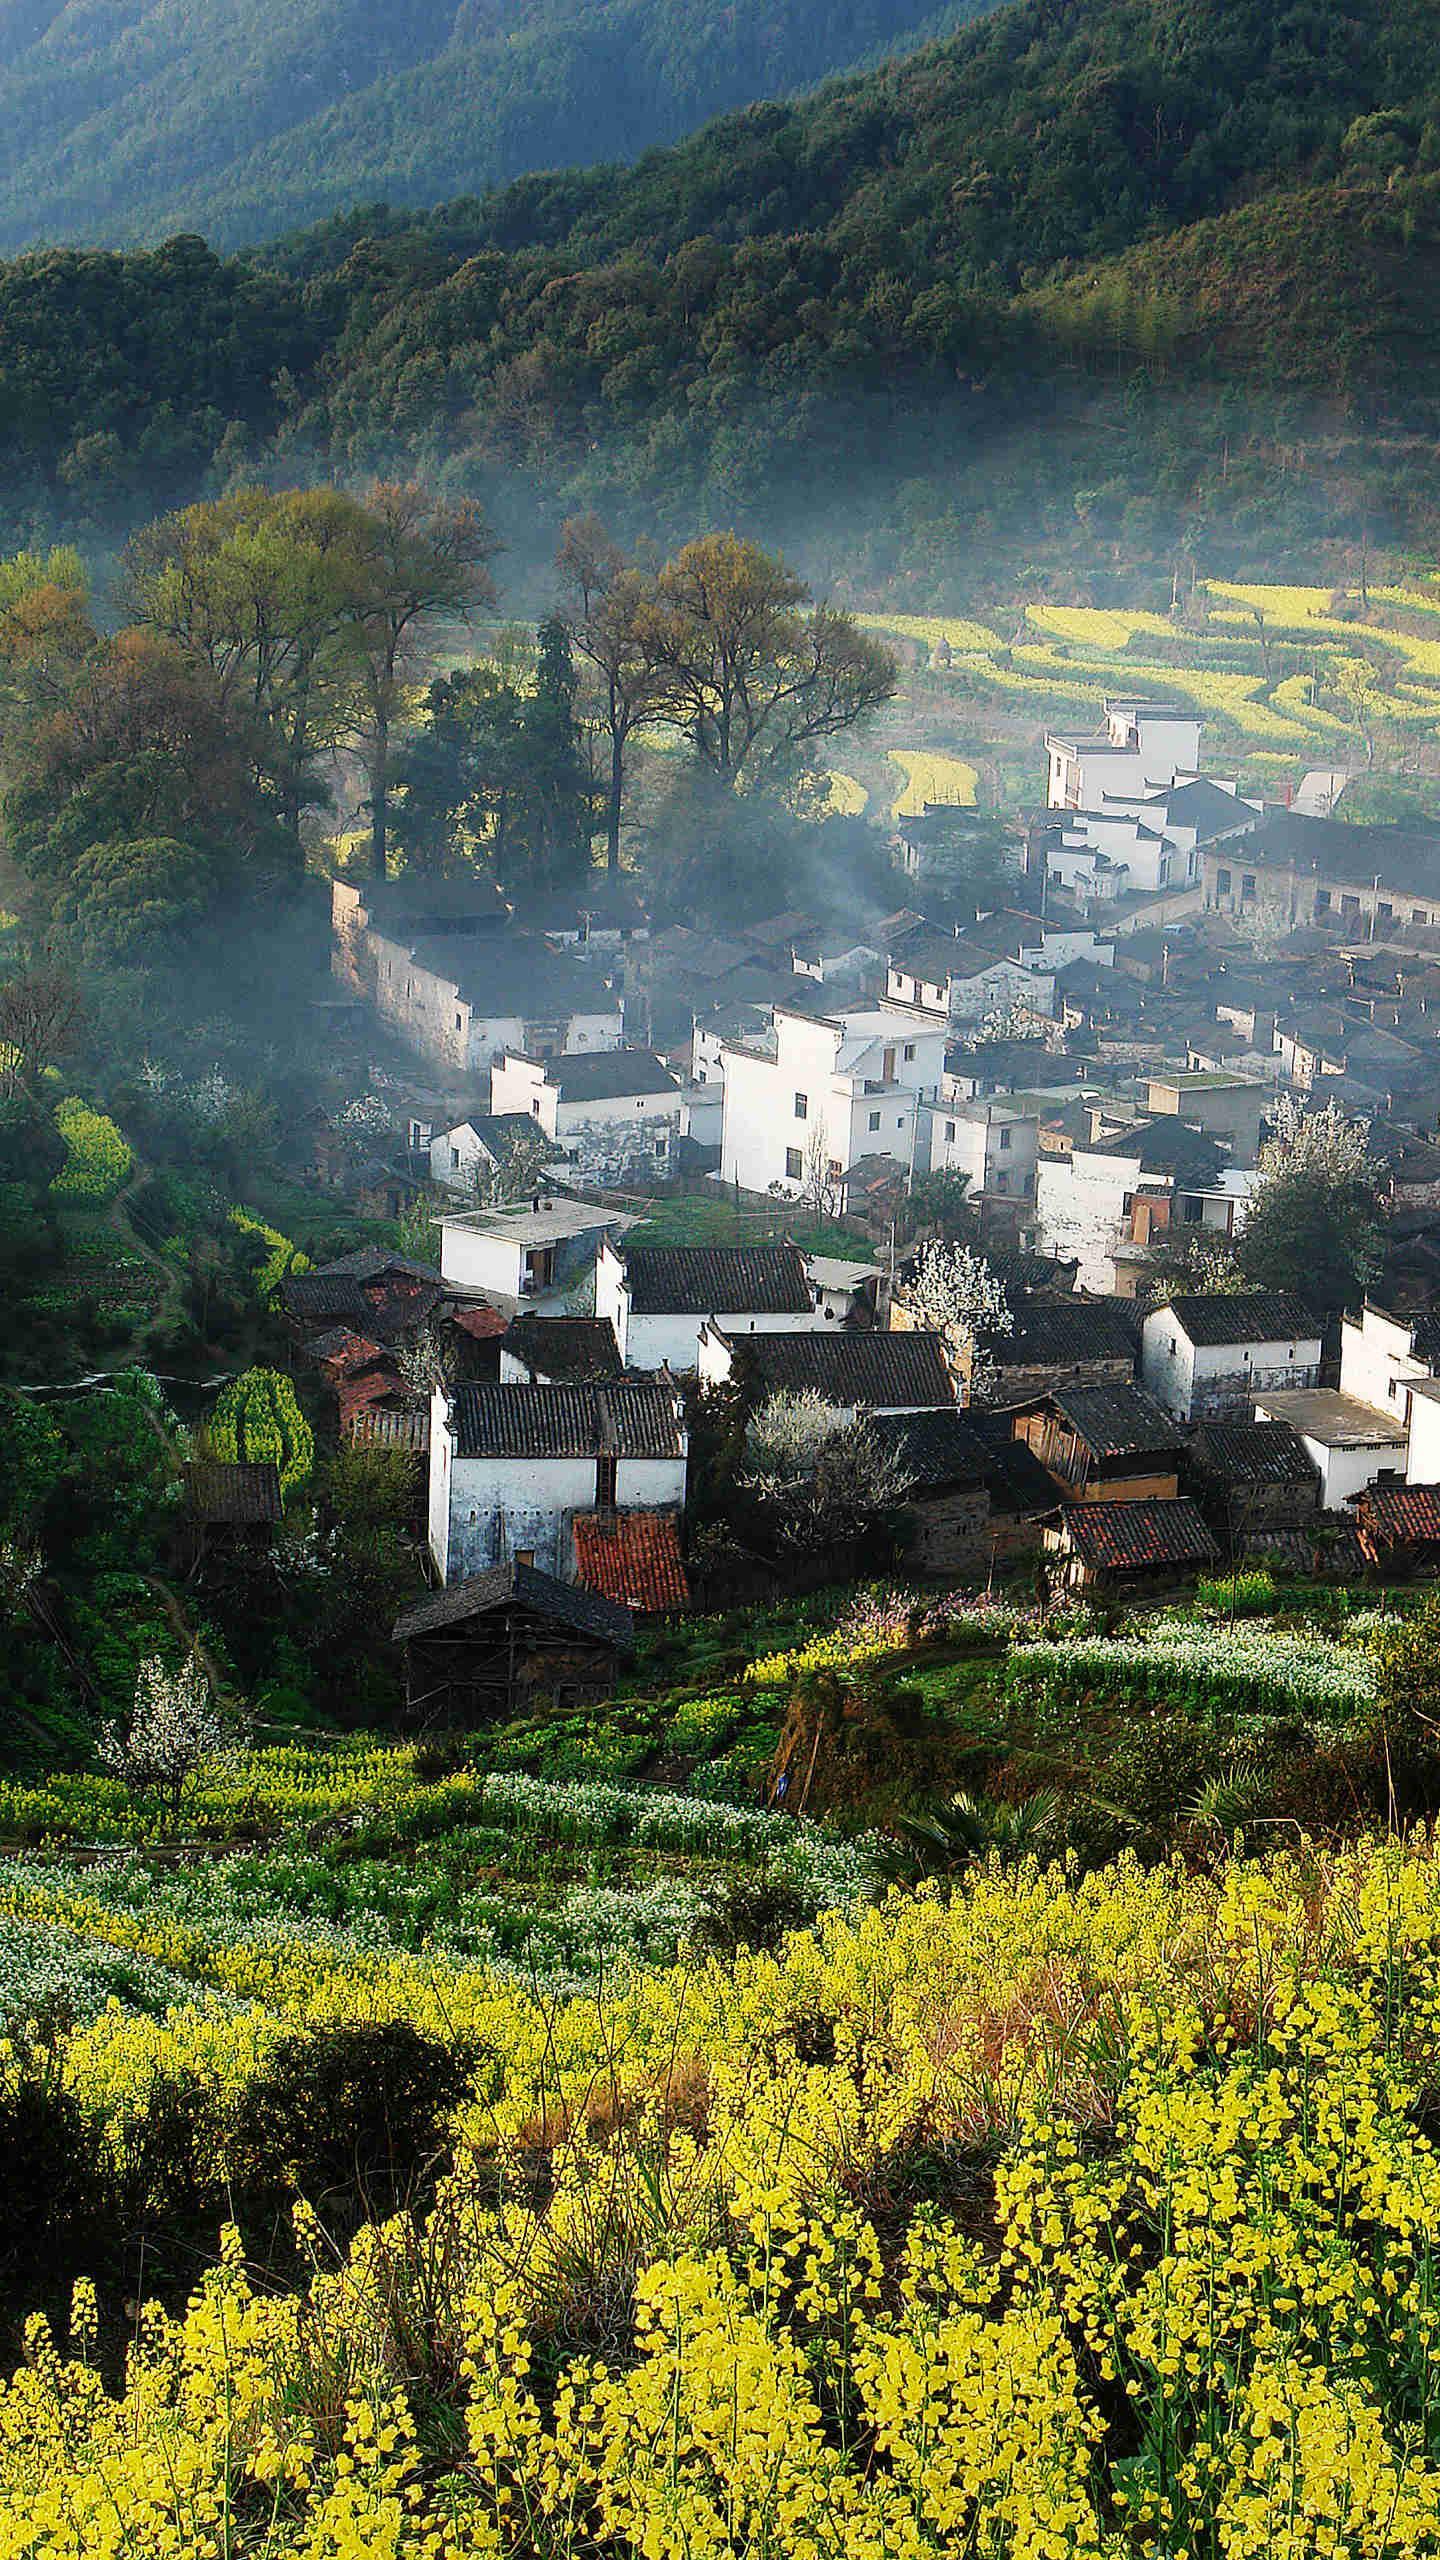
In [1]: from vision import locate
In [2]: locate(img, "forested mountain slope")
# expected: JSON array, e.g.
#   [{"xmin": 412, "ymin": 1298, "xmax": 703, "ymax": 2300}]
[
  {"xmin": 0, "ymin": 0, "xmax": 987, "ymax": 251},
  {"xmin": 0, "ymin": 0, "xmax": 1439, "ymax": 570}
]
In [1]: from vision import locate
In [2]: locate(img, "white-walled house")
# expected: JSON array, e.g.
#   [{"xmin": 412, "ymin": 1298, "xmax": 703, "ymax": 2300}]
[
  {"xmin": 884, "ymin": 935, "xmax": 1056, "ymax": 1028},
  {"xmin": 922, "ymin": 1096, "xmax": 1039, "ymax": 1204},
  {"xmin": 490, "ymin": 1049, "xmax": 683, "ymax": 1182},
  {"xmin": 719, "ymin": 1004, "xmax": 947, "ymax": 1200},
  {"xmin": 1140, "ymin": 1292, "xmax": 1322, "ymax": 1423},
  {"xmin": 1337, "ymin": 1302, "xmax": 1437, "ymax": 1420},
  {"xmin": 596, "ymin": 1240, "xmax": 821, "ymax": 1372},
  {"xmin": 1253, "ymin": 1390, "xmax": 1409, "ymax": 1512},
  {"xmin": 428, "ymin": 1380, "xmax": 687, "ymax": 1583},
  {"xmin": 429, "ymin": 1110, "xmax": 567, "ymax": 1196},
  {"xmin": 440, "ymin": 1200, "xmax": 630, "ymax": 1310},
  {"xmin": 1034, "ymin": 1118, "xmax": 1228, "ymax": 1294},
  {"xmin": 1405, "ymin": 1380, "xmax": 1440, "ymax": 1484},
  {"xmin": 367, "ymin": 930, "xmax": 623, "ymax": 1079},
  {"xmin": 1046, "ymin": 700, "xmax": 1204, "ymax": 811}
]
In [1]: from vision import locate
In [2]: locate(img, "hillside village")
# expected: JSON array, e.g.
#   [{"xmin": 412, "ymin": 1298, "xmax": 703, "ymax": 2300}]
[{"xmin": 229, "ymin": 692, "xmax": 1440, "ymax": 1708}]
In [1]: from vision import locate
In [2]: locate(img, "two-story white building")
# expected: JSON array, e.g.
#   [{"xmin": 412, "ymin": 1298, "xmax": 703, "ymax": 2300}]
[
  {"xmin": 490, "ymin": 1048, "xmax": 683, "ymax": 1183},
  {"xmin": 596, "ymin": 1240, "xmax": 823, "ymax": 1372},
  {"xmin": 884, "ymin": 933, "xmax": 1056, "ymax": 1029},
  {"xmin": 1140, "ymin": 1292, "xmax": 1322, "ymax": 1422},
  {"xmin": 428, "ymin": 1380, "xmax": 687, "ymax": 1583},
  {"xmin": 1046, "ymin": 700, "xmax": 1204, "ymax": 811},
  {"xmin": 922, "ymin": 1095, "xmax": 1040, "ymax": 1205},
  {"xmin": 719, "ymin": 1003, "xmax": 948, "ymax": 1200},
  {"xmin": 1034, "ymin": 1117, "xmax": 1230, "ymax": 1294},
  {"xmin": 1250, "ymin": 1303, "xmax": 1435, "ymax": 1511}
]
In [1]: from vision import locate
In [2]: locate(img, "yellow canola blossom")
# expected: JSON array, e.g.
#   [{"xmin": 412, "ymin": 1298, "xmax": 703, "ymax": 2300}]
[
  {"xmin": 887, "ymin": 749, "xmax": 978, "ymax": 815},
  {"xmin": 11, "ymin": 1838, "xmax": 1440, "ymax": 2551}
]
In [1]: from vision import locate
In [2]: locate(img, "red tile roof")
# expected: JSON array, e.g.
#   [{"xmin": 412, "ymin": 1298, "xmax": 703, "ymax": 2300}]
[
  {"xmin": 1054, "ymin": 1497, "xmax": 1219, "ymax": 1572},
  {"xmin": 1353, "ymin": 1482, "xmax": 1440, "ymax": 1546},
  {"xmin": 573, "ymin": 1510, "xmax": 690, "ymax": 1614},
  {"xmin": 449, "ymin": 1302, "xmax": 509, "ymax": 1340}
]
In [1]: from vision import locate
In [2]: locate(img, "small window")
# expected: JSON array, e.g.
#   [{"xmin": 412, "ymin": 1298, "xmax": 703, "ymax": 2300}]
[
  {"xmin": 1316, "ymin": 889, "xmax": 1332, "ymax": 914},
  {"xmin": 1241, "ymin": 875, "xmax": 1257, "ymax": 901},
  {"xmin": 999, "ymin": 1126, "xmax": 1012, "ymax": 1151},
  {"xmin": 450, "ymin": 1145, "xmax": 460, "ymax": 1168},
  {"xmin": 455, "ymin": 1011, "xmax": 463, "ymax": 1031},
  {"xmin": 532, "ymin": 1099, "xmax": 541, "ymax": 1116},
  {"xmin": 945, "ymin": 1120, "xmax": 955, "ymax": 1142},
  {"xmin": 903, "ymin": 1041, "xmax": 916, "ymax": 1061},
  {"xmin": 1216, "ymin": 868, "xmax": 1232, "ymax": 896},
  {"xmin": 786, "ymin": 1146, "xmax": 803, "ymax": 1179},
  {"xmin": 896, "ymin": 1115, "xmax": 905, "ymax": 1129},
  {"xmin": 515, "ymin": 1547, "xmax": 536, "ymax": 1567},
  {"xmin": 1414, "ymin": 909, "xmax": 1429, "ymax": 925},
  {"xmin": 868, "ymin": 1109, "xmax": 881, "ymax": 1131},
  {"xmin": 794, "ymin": 1091, "xmax": 808, "ymax": 1120},
  {"xmin": 827, "ymin": 1159, "xmax": 843, "ymax": 1182}
]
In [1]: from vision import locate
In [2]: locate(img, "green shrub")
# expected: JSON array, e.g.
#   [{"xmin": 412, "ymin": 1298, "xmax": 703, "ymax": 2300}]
[
  {"xmin": 664, "ymin": 1690, "xmax": 746, "ymax": 1757},
  {"xmin": 229, "ymin": 2020, "xmax": 473, "ymax": 2202}
]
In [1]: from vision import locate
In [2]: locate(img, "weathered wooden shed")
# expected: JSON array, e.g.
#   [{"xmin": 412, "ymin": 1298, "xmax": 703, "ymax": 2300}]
[
  {"xmin": 392, "ymin": 1561, "xmax": 632, "ymax": 1722},
  {"xmin": 1044, "ymin": 1496, "xmax": 1219, "ymax": 1595}
]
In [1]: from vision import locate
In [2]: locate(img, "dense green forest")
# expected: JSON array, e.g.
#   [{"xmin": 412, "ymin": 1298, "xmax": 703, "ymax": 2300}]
[
  {"xmin": 0, "ymin": 0, "xmax": 986, "ymax": 253},
  {"xmin": 0, "ymin": 0, "xmax": 1439, "ymax": 585}
]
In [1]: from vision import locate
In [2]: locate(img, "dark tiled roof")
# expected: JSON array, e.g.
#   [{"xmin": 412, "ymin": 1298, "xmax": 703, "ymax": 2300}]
[
  {"xmin": 393, "ymin": 1560, "xmax": 633, "ymax": 1646},
  {"xmin": 551, "ymin": 1049, "xmax": 679, "ymax": 1102},
  {"xmin": 1056, "ymin": 1498, "xmax": 1219, "ymax": 1570},
  {"xmin": 868, "ymin": 1410, "xmax": 991, "ymax": 1493},
  {"xmin": 1191, "ymin": 1420, "xmax": 1318, "ymax": 1486},
  {"xmin": 1049, "ymin": 1383, "xmax": 1186, "ymax": 1457},
  {"xmin": 505, "ymin": 1314, "xmax": 625, "ymax": 1380},
  {"xmin": 1105, "ymin": 1119, "xmax": 1226, "ymax": 1183},
  {"xmin": 989, "ymin": 1301, "xmax": 1138, "ymax": 1369},
  {"xmin": 313, "ymin": 1247, "xmax": 443, "ymax": 1285},
  {"xmin": 1354, "ymin": 1483, "xmax": 1440, "ymax": 1543},
  {"xmin": 727, "ymin": 1328, "xmax": 954, "ymax": 1408},
  {"xmin": 573, "ymin": 1510, "xmax": 690, "ymax": 1612},
  {"xmin": 182, "ymin": 1461, "xmax": 283, "ymax": 1525},
  {"xmin": 963, "ymin": 1413, "xmax": 1063, "ymax": 1514},
  {"xmin": 624, "ymin": 1244, "xmax": 813, "ymax": 1316},
  {"xmin": 282, "ymin": 1271, "xmax": 444, "ymax": 1338},
  {"xmin": 1243, "ymin": 810, "xmax": 1440, "ymax": 900},
  {"xmin": 1162, "ymin": 1291, "xmax": 1320, "ymax": 1348},
  {"xmin": 450, "ymin": 1382, "xmax": 684, "ymax": 1459}
]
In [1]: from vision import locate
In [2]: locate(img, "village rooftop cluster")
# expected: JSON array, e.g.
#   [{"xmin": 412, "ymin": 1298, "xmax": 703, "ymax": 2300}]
[{"xmin": 236, "ymin": 695, "xmax": 1440, "ymax": 1707}]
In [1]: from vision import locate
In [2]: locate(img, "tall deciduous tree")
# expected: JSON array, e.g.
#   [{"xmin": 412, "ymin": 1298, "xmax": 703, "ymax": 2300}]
[
  {"xmin": 1240, "ymin": 1095, "xmax": 1383, "ymax": 1314},
  {"xmin": 347, "ymin": 481, "xmax": 499, "ymax": 879},
  {"xmin": 556, "ymin": 513, "xmax": 662, "ymax": 872},
  {"xmin": 119, "ymin": 486, "xmax": 374, "ymax": 859},
  {"xmin": 643, "ymin": 531, "xmax": 896, "ymax": 786}
]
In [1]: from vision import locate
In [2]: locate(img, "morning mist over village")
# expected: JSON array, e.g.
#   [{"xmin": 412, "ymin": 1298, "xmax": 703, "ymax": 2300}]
[{"xmin": 8, "ymin": 1, "xmax": 1440, "ymax": 2549}]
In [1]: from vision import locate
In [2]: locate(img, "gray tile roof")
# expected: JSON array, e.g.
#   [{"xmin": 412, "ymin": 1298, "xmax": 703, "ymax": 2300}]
[
  {"xmin": 1049, "ymin": 1383, "xmax": 1186, "ymax": 1457},
  {"xmin": 392, "ymin": 1560, "xmax": 632, "ymax": 1646},
  {"xmin": 1163, "ymin": 1292, "xmax": 1319, "ymax": 1348},
  {"xmin": 624, "ymin": 1244, "xmax": 813, "ymax": 1317},
  {"xmin": 989, "ymin": 1301, "xmax": 1138, "ymax": 1370},
  {"xmin": 725, "ymin": 1327, "xmax": 954, "ymax": 1408},
  {"xmin": 552, "ymin": 1050, "xmax": 680, "ymax": 1102},
  {"xmin": 1191, "ymin": 1419, "xmax": 1319, "ymax": 1486},
  {"xmin": 450, "ymin": 1382, "xmax": 684, "ymax": 1459}
]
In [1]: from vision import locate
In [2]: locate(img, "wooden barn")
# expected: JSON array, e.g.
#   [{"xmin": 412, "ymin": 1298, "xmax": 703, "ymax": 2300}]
[{"xmin": 392, "ymin": 1562, "xmax": 633, "ymax": 1722}]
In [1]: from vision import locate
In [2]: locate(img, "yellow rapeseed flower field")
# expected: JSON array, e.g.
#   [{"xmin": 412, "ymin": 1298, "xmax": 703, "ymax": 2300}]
[{"xmin": 8, "ymin": 1835, "xmax": 1440, "ymax": 2552}]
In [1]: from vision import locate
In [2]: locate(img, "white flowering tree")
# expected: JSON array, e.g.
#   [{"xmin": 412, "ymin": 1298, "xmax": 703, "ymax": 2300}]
[
  {"xmin": 740, "ymin": 1391, "xmax": 912, "ymax": 1557},
  {"xmin": 1241, "ymin": 1095, "xmax": 1382, "ymax": 1314},
  {"xmin": 99, "ymin": 1653, "xmax": 237, "ymax": 1806},
  {"xmin": 903, "ymin": 1240, "xmax": 1012, "ymax": 1400}
]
